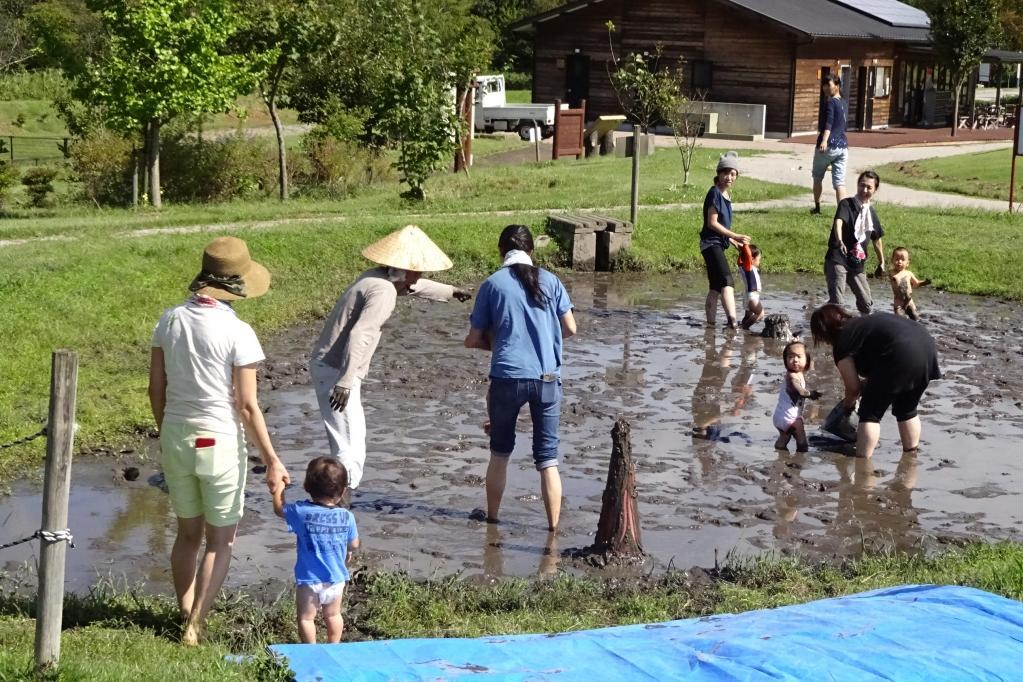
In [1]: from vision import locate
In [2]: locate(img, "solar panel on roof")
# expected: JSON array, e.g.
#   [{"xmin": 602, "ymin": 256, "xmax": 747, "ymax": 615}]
[{"xmin": 829, "ymin": 0, "xmax": 930, "ymax": 28}]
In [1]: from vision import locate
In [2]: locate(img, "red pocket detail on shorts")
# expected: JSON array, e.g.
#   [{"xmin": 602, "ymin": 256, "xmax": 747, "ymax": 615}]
[{"xmin": 195, "ymin": 437, "xmax": 216, "ymax": 448}]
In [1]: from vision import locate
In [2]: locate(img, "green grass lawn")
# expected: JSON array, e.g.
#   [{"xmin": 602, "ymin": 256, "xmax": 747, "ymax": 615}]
[
  {"xmin": 878, "ymin": 148, "xmax": 1023, "ymax": 202},
  {"xmin": 471, "ymin": 132, "xmax": 531, "ymax": 157},
  {"xmin": 506, "ymin": 89, "xmax": 531, "ymax": 104},
  {"xmin": 1, "ymin": 542, "xmax": 1021, "ymax": 678}
]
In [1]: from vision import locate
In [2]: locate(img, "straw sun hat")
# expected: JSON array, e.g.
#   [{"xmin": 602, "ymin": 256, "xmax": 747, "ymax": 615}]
[
  {"xmin": 189, "ymin": 236, "xmax": 270, "ymax": 301},
  {"xmin": 362, "ymin": 225, "xmax": 453, "ymax": 272}
]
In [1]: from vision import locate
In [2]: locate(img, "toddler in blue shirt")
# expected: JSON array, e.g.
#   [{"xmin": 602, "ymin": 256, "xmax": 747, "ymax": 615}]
[{"xmin": 273, "ymin": 456, "xmax": 360, "ymax": 643}]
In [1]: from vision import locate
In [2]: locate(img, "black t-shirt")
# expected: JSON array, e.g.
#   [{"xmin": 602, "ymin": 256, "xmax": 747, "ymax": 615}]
[
  {"xmin": 826, "ymin": 197, "xmax": 884, "ymax": 272},
  {"xmin": 833, "ymin": 313, "xmax": 940, "ymax": 392}
]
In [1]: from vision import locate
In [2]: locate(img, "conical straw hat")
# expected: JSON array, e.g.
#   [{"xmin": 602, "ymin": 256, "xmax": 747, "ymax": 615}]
[{"xmin": 361, "ymin": 225, "xmax": 453, "ymax": 272}]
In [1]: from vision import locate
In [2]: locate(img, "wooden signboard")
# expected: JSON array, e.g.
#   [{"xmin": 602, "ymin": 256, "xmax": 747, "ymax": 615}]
[{"xmin": 553, "ymin": 99, "xmax": 586, "ymax": 160}]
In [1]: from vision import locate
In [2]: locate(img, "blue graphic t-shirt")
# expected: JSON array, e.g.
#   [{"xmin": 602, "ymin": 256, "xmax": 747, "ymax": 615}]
[{"xmin": 284, "ymin": 500, "xmax": 359, "ymax": 584}]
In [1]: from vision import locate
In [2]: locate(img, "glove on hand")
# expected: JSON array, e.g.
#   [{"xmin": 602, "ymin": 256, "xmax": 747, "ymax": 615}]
[{"xmin": 329, "ymin": 385, "xmax": 350, "ymax": 412}]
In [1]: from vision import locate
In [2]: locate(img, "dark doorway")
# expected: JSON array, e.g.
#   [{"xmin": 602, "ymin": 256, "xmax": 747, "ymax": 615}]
[
  {"xmin": 855, "ymin": 66, "xmax": 875, "ymax": 129},
  {"xmin": 565, "ymin": 54, "xmax": 590, "ymax": 108}
]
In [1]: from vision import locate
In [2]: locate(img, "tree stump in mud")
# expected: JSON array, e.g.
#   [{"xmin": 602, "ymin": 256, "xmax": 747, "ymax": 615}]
[{"xmin": 593, "ymin": 418, "xmax": 644, "ymax": 559}]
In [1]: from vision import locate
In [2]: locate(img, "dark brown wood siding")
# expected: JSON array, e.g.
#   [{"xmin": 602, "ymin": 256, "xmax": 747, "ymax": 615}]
[
  {"xmin": 533, "ymin": 1, "xmax": 625, "ymax": 118},
  {"xmin": 530, "ymin": 0, "xmax": 912, "ymax": 134},
  {"xmin": 701, "ymin": 10, "xmax": 794, "ymax": 134},
  {"xmin": 794, "ymin": 41, "xmax": 899, "ymax": 132},
  {"xmin": 533, "ymin": 0, "xmax": 796, "ymax": 133}
]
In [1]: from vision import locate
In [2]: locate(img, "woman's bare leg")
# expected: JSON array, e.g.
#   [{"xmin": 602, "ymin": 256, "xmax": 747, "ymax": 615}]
[
  {"xmin": 705, "ymin": 290, "xmax": 720, "ymax": 324},
  {"xmin": 897, "ymin": 416, "xmax": 921, "ymax": 452},
  {"xmin": 171, "ymin": 516, "xmax": 204, "ymax": 621},
  {"xmin": 721, "ymin": 286, "xmax": 738, "ymax": 326},
  {"xmin": 855, "ymin": 421, "xmax": 881, "ymax": 458},
  {"xmin": 181, "ymin": 522, "xmax": 238, "ymax": 646}
]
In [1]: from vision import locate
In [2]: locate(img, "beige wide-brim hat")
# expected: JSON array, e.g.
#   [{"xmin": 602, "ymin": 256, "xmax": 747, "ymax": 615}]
[
  {"xmin": 361, "ymin": 225, "xmax": 453, "ymax": 272},
  {"xmin": 189, "ymin": 236, "xmax": 271, "ymax": 301}
]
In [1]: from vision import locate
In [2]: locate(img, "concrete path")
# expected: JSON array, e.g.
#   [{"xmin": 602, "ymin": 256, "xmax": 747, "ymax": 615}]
[{"xmin": 690, "ymin": 137, "xmax": 1014, "ymax": 211}]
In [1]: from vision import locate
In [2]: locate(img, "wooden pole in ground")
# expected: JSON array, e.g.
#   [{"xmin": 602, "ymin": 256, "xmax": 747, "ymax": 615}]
[
  {"xmin": 34, "ymin": 350, "xmax": 78, "ymax": 670},
  {"xmin": 594, "ymin": 418, "xmax": 644, "ymax": 557}
]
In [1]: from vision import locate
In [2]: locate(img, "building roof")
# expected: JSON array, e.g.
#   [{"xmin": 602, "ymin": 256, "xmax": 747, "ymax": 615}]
[
  {"xmin": 721, "ymin": 0, "xmax": 930, "ymax": 42},
  {"xmin": 984, "ymin": 49, "xmax": 1023, "ymax": 64},
  {"xmin": 513, "ymin": 0, "xmax": 932, "ymax": 43}
]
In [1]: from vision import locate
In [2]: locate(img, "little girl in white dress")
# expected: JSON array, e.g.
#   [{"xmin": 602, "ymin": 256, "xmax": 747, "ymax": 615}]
[{"xmin": 773, "ymin": 340, "xmax": 822, "ymax": 452}]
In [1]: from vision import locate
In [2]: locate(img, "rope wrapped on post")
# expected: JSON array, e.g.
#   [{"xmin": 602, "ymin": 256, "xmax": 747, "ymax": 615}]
[{"xmin": 0, "ymin": 529, "xmax": 75, "ymax": 552}]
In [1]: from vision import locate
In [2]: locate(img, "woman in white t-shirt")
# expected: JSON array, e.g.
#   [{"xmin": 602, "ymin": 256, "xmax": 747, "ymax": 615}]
[{"xmin": 149, "ymin": 236, "xmax": 289, "ymax": 646}]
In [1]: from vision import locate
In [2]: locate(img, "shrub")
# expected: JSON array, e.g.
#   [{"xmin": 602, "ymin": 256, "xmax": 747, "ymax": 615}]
[
  {"xmin": 160, "ymin": 133, "xmax": 280, "ymax": 203},
  {"xmin": 504, "ymin": 72, "xmax": 532, "ymax": 90},
  {"xmin": 0, "ymin": 69, "xmax": 68, "ymax": 101},
  {"xmin": 0, "ymin": 161, "xmax": 19, "ymax": 207},
  {"xmin": 69, "ymin": 129, "xmax": 134, "ymax": 206},
  {"xmin": 20, "ymin": 166, "xmax": 58, "ymax": 208},
  {"xmin": 298, "ymin": 133, "xmax": 393, "ymax": 199}
]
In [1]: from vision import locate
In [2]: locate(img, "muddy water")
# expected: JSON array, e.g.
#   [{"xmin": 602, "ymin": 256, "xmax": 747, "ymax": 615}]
[{"xmin": 3, "ymin": 273, "xmax": 1022, "ymax": 593}]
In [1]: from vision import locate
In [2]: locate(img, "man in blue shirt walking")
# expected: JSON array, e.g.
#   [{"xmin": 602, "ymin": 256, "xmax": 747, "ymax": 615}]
[{"xmin": 811, "ymin": 74, "xmax": 849, "ymax": 214}]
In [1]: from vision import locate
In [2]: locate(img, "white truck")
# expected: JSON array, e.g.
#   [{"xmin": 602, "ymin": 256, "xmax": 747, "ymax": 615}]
[{"xmin": 474, "ymin": 75, "xmax": 556, "ymax": 140}]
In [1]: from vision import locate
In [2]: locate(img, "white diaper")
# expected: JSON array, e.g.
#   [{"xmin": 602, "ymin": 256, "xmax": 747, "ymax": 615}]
[{"xmin": 306, "ymin": 582, "xmax": 346, "ymax": 605}]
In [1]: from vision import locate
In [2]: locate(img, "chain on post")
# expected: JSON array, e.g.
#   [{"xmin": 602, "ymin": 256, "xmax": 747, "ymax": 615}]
[{"xmin": 0, "ymin": 425, "xmax": 47, "ymax": 450}]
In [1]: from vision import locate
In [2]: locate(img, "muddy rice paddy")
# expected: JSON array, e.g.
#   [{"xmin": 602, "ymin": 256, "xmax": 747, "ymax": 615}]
[{"xmin": 3, "ymin": 273, "xmax": 1022, "ymax": 593}]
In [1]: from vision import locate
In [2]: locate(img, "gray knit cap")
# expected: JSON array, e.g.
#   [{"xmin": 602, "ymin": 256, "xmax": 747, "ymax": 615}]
[{"xmin": 716, "ymin": 150, "xmax": 741, "ymax": 174}]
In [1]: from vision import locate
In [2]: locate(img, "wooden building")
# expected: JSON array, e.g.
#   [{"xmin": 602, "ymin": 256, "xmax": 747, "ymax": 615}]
[{"xmin": 513, "ymin": 0, "xmax": 944, "ymax": 136}]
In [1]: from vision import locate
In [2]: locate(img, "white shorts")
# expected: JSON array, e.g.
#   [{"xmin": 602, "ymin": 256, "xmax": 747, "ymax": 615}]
[{"xmin": 304, "ymin": 581, "xmax": 346, "ymax": 606}]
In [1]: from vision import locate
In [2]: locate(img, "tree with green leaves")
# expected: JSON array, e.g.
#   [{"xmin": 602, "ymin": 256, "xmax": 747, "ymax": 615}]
[
  {"xmin": 373, "ymin": 0, "xmax": 491, "ymax": 197},
  {"xmin": 288, "ymin": 0, "xmax": 490, "ymax": 199},
  {"xmin": 81, "ymin": 0, "xmax": 261, "ymax": 207},
  {"xmin": 606, "ymin": 23, "xmax": 685, "ymax": 225},
  {"xmin": 923, "ymin": 0, "xmax": 1002, "ymax": 136},
  {"xmin": 471, "ymin": 0, "xmax": 559, "ymax": 73},
  {"xmin": 233, "ymin": 0, "xmax": 338, "ymax": 201},
  {"xmin": 1, "ymin": 0, "xmax": 37, "ymax": 73}
]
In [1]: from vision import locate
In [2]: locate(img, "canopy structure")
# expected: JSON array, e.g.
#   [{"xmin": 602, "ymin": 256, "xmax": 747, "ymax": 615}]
[{"xmin": 269, "ymin": 585, "xmax": 1023, "ymax": 681}]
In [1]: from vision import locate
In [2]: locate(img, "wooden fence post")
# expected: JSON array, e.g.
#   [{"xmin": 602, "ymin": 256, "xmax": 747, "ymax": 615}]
[{"xmin": 34, "ymin": 350, "xmax": 78, "ymax": 670}]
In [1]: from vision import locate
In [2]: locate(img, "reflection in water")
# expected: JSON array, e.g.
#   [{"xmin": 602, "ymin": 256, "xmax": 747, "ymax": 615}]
[
  {"xmin": 538, "ymin": 531, "xmax": 560, "ymax": 578},
  {"xmin": 104, "ymin": 486, "xmax": 171, "ymax": 557},
  {"xmin": 691, "ymin": 328, "xmax": 735, "ymax": 438},
  {"xmin": 833, "ymin": 451, "xmax": 920, "ymax": 552},
  {"xmin": 767, "ymin": 450, "xmax": 805, "ymax": 542},
  {"xmin": 482, "ymin": 525, "xmax": 561, "ymax": 578}
]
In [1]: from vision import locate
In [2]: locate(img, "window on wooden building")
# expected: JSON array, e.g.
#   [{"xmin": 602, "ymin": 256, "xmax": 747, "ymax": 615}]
[
  {"xmin": 690, "ymin": 60, "xmax": 713, "ymax": 91},
  {"xmin": 872, "ymin": 66, "xmax": 891, "ymax": 97}
]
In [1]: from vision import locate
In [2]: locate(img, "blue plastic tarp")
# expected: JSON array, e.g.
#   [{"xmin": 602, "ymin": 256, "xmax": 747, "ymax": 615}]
[{"xmin": 269, "ymin": 584, "xmax": 1023, "ymax": 681}]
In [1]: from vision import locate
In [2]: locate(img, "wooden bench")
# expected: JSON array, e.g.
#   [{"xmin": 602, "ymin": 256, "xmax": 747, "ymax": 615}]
[
  {"xmin": 584, "ymin": 115, "xmax": 627, "ymax": 157},
  {"xmin": 547, "ymin": 213, "xmax": 634, "ymax": 271}
]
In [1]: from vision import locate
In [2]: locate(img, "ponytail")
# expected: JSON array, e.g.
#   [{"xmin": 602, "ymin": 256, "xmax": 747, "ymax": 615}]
[{"xmin": 499, "ymin": 224, "xmax": 549, "ymax": 308}]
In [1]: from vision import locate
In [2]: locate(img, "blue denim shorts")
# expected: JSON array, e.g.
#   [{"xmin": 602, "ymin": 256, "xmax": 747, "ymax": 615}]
[
  {"xmin": 812, "ymin": 147, "xmax": 848, "ymax": 189},
  {"xmin": 488, "ymin": 377, "xmax": 562, "ymax": 470}
]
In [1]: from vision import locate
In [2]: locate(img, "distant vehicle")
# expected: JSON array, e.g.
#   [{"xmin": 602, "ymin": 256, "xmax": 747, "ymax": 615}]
[{"xmin": 474, "ymin": 75, "xmax": 556, "ymax": 141}]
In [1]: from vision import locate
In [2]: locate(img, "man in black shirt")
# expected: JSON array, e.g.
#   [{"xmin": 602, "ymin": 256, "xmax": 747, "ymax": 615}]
[{"xmin": 824, "ymin": 170, "xmax": 885, "ymax": 314}]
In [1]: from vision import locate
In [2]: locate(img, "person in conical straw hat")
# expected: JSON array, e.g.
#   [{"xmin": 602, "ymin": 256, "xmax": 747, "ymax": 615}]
[
  {"xmin": 149, "ymin": 236, "xmax": 290, "ymax": 645},
  {"xmin": 309, "ymin": 225, "xmax": 472, "ymax": 490}
]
